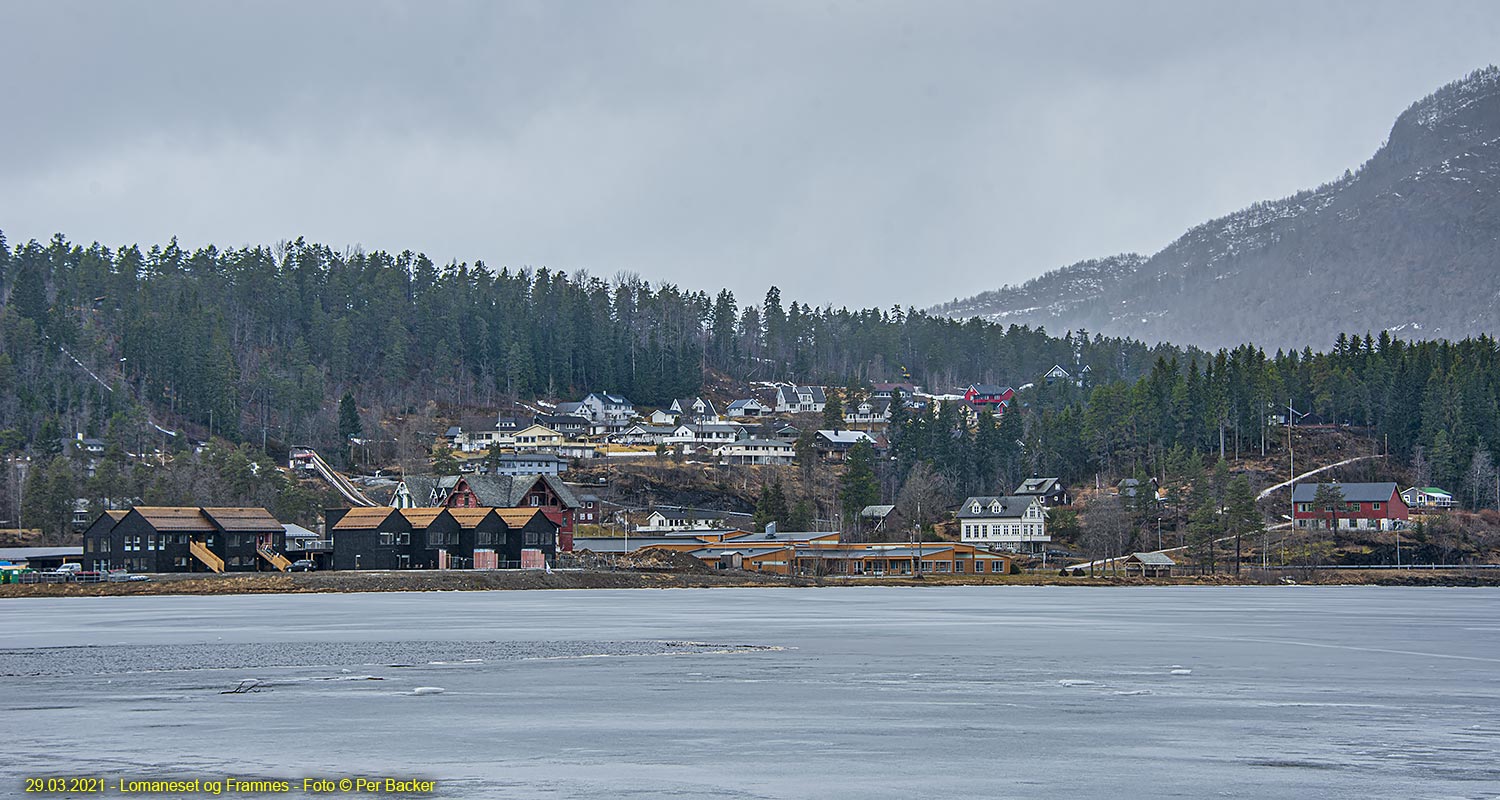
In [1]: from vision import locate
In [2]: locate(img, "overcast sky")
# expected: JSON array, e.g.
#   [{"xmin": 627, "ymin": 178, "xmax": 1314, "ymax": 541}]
[{"xmin": 4, "ymin": 1, "xmax": 1498, "ymax": 309}]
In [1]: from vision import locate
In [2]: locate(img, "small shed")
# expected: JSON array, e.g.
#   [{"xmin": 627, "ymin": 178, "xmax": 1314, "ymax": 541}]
[{"xmin": 1123, "ymin": 552, "xmax": 1176, "ymax": 578}]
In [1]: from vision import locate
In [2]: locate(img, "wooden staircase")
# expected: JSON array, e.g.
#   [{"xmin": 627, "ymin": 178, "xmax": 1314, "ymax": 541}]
[
  {"xmin": 257, "ymin": 547, "xmax": 292, "ymax": 572},
  {"xmin": 189, "ymin": 539, "xmax": 225, "ymax": 573}
]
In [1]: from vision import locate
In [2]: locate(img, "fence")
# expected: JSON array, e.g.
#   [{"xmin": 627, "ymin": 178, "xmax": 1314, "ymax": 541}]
[{"xmin": 17, "ymin": 571, "xmax": 105, "ymax": 584}]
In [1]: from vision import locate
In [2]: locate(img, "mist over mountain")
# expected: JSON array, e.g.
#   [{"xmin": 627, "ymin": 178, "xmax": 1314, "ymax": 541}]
[{"xmin": 934, "ymin": 67, "xmax": 1500, "ymax": 352}]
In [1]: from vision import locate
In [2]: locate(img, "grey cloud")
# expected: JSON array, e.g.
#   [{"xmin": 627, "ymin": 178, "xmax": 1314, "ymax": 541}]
[{"xmin": 3, "ymin": 0, "xmax": 1499, "ymax": 309}]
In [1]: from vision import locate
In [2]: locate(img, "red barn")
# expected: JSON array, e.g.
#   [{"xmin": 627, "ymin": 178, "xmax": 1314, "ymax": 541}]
[{"xmin": 1291, "ymin": 482, "xmax": 1408, "ymax": 531}]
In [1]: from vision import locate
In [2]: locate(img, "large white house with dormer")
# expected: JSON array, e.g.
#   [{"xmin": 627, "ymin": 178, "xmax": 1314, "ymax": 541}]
[
  {"xmin": 773, "ymin": 384, "xmax": 827, "ymax": 413},
  {"xmin": 955, "ymin": 495, "xmax": 1049, "ymax": 552}
]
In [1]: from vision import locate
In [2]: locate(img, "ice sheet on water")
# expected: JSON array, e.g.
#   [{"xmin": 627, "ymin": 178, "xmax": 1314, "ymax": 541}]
[{"xmin": 0, "ymin": 640, "xmax": 778, "ymax": 678}]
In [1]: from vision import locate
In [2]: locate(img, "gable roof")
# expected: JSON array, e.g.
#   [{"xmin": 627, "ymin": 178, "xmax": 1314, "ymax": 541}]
[
  {"xmin": 1014, "ymin": 477, "xmax": 1061, "ymax": 495},
  {"xmin": 968, "ymin": 384, "xmax": 1013, "ymax": 396},
  {"xmin": 956, "ymin": 496, "xmax": 1038, "ymax": 519},
  {"xmin": 131, "ymin": 507, "xmax": 216, "ymax": 532},
  {"xmin": 1290, "ymin": 482, "xmax": 1400, "ymax": 503},
  {"xmin": 282, "ymin": 522, "xmax": 319, "ymax": 539},
  {"xmin": 398, "ymin": 476, "xmax": 436, "ymax": 504},
  {"xmin": 650, "ymin": 509, "xmax": 725, "ymax": 522},
  {"xmin": 727, "ymin": 398, "xmax": 764, "ymax": 409},
  {"xmin": 399, "ymin": 507, "xmax": 450, "ymax": 528},
  {"xmin": 676, "ymin": 422, "xmax": 743, "ymax": 433},
  {"xmin": 332, "ymin": 506, "xmax": 401, "ymax": 531},
  {"xmin": 531, "ymin": 415, "xmax": 585, "ymax": 429},
  {"xmin": 460, "ymin": 474, "xmax": 581, "ymax": 509},
  {"xmin": 446, "ymin": 508, "xmax": 495, "ymax": 528},
  {"xmin": 816, "ymin": 430, "xmax": 875, "ymax": 445},
  {"xmin": 1128, "ymin": 552, "xmax": 1176, "ymax": 566},
  {"xmin": 202, "ymin": 507, "xmax": 282, "ymax": 532},
  {"xmin": 515, "ymin": 423, "xmax": 565, "ymax": 437},
  {"xmin": 776, "ymin": 384, "xmax": 827, "ymax": 404},
  {"xmin": 495, "ymin": 508, "xmax": 552, "ymax": 527}
]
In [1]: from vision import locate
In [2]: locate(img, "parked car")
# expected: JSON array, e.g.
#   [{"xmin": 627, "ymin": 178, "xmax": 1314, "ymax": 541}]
[
  {"xmin": 53, "ymin": 563, "xmax": 83, "ymax": 575},
  {"xmin": 289, "ymin": 560, "xmax": 317, "ymax": 572}
]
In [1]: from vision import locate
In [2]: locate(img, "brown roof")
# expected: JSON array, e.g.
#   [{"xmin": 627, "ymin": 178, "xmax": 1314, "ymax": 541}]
[
  {"xmin": 447, "ymin": 508, "xmax": 496, "ymax": 529},
  {"xmin": 202, "ymin": 507, "xmax": 281, "ymax": 532},
  {"xmin": 331, "ymin": 507, "xmax": 399, "ymax": 531},
  {"xmin": 399, "ymin": 507, "xmax": 448, "ymax": 528},
  {"xmin": 105, "ymin": 510, "xmax": 128, "ymax": 521},
  {"xmin": 131, "ymin": 507, "xmax": 216, "ymax": 532},
  {"xmin": 495, "ymin": 508, "xmax": 548, "ymax": 527}
]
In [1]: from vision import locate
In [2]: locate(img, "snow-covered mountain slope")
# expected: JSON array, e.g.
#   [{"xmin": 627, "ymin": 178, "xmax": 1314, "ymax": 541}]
[{"xmin": 935, "ymin": 66, "xmax": 1500, "ymax": 351}]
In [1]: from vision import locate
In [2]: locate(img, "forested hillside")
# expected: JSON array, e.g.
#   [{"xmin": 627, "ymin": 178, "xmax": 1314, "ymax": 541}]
[
  {"xmin": 0, "ymin": 231, "xmax": 1179, "ymax": 456},
  {"xmin": 2, "ymin": 229, "xmax": 1499, "ymax": 542},
  {"xmin": 936, "ymin": 66, "xmax": 1500, "ymax": 350}
]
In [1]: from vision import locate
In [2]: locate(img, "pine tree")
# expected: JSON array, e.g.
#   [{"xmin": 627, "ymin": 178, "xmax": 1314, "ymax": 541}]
[
  {"xmin": 752, "ymin": 485, "xmax": 775, "ymax": 530},
  {"xmin": 788, "ymin": 499, "xmax": 814, "ymax": 532},
  {"xmin": 338, "ymin": 392, "xmax": 362, "ymax": 441},
  {"xmin": 1223, "ymin": 474, "xmax": 1260, "ymax": 574},
  {"xmin": 22, "ymin": 456, "xmax": 76, "ymax": 542},
  {"xmin": 839, "ymin": 440, "xmax": 880, "ymax": 522},
  {"xmin": 430, "ymin": 443, "xmax": 460, "ymax": 476},
  {"xmin": 822, "ymin": 388, "xmax": 844, "ymax": 431},
  {"xmin": 766, "ymin": 480, "xmax": 790, "ymax": 528}
]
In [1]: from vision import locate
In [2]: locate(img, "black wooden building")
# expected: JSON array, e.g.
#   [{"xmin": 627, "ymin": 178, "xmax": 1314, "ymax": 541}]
[
  {"xmin": 329, "ymin": 506, "xmax": 558, "ymax": 570},
  {"xmin": 82, "ymin": 507, "xmax": 288, "ymax": 573}
]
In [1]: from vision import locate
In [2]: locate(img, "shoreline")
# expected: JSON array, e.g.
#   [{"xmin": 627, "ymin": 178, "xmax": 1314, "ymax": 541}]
[{"xmin": 4, "ymin": 567, "xmax": 1500, "ymax": 598}]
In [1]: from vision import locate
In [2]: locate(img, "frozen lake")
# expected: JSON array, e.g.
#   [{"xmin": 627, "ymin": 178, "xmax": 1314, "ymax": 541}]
[{"xmin": 3, "ymin": 586, "xmax": 1499, "ymax": 798}]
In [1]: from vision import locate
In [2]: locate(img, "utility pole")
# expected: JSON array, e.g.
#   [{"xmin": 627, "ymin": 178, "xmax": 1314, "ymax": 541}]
[{"xmin": 910, "ymin": 501, "xmax": 922, "ymax": 578}]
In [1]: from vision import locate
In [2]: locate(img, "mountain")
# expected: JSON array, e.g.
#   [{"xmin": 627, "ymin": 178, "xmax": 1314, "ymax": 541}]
[{"xmin": 934, "ymin": 67, "xmax": 1500, "ymax": 351}]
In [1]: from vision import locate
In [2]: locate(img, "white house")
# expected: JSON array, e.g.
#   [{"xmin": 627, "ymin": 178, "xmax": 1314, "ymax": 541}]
[
  {"xmin": 1042, "ymin": 364, "xmax": 1089, "ymax": 387},
  {"xmin": 814, "ymin": 429, "xmax": 877, "ymax": 461},
  {"xmin": 647, "ymin": 409, "xmax": 677, "ymax": 425},
  {"xmin": 843, "ymin": 398, "xmax": 892, "ymax": 426},
  {"xmin": 670, "ymin": 396, "xmax": 718, "ymax": 420},
  {"xmin": 773, "ymin": 384, "xmax": 827, "ymax": 414},
  {"xmin": 726, "ymin": 398, "xmax": 768, "ymax": 418},
  {"xmin": 667, "ymin": 422, "xmax": 748, "ymax": 448},
  {"xmin": 954, "ymin": 495, "xmax": 1049, "ymax": 552},
  {"xmin": 610, "ymin": 424, "xmax": 676, "ymax": 446},
  {"xmin": 1401, "ymin": 486, "xmax": 1457, "ymax": 509},
  {"xmin": 512, "ymin": 424, "xmax": 566, "ymax": 453},
  {"xmin": 716, "ymin": 438, "xmax": 796, "ymax": 466},
  {"xmin": 455, "ymin": 428, "xmax": 503, "ymax": 453},
  {"xmin": 488, "ymin": 453, "xmax": 568, "ymax": 477},
  {"xmin": 639, "ymin": 510, "xmax": 728, "ymax": 532},
  {"xmin": 579, "ymin": 392, "xmax": 637, "ymax": 425}
]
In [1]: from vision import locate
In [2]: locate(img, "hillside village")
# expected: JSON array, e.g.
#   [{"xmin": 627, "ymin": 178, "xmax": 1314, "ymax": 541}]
[{"xmin": 11, "ymin": 355, "xmax": 1499, "ymax": 586}]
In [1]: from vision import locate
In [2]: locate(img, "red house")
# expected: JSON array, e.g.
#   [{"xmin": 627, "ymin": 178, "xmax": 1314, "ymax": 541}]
[
  {"xmin": 1291, "ymin": 482, "xmax": 1408, "ymax": 531},
  {"xmin": 439, "ymin": 474, "xmax": 582, "ymax": 551},
  {"xmin": 964, "ymin": 384, "xmax": 1015, "ymax": 409}
]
